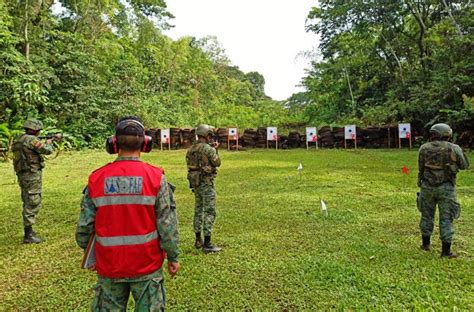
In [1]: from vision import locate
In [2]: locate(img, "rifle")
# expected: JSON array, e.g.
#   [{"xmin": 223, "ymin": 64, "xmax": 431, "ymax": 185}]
[
  {"xmin": 38, "ymin": 133, "xmax": 63, "ymax": 142},
  {"xmin": 39, "ymin": 133, "xmax": 63, "ymax": 160}
]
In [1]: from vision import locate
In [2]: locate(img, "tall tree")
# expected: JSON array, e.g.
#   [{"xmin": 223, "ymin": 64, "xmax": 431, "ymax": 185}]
[{"xmin": 300, "ymin": 0, "xmax": 473, "ymax": 127}]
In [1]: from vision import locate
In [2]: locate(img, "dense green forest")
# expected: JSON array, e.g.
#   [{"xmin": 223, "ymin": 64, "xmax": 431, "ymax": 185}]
[
  {"xmin": 0, "ymin": 0, "xmax": 295, "ymax": 148},
  {"xmin": 0, "ymin": 0, "xmax": 473, "ymax": 148},
  {"xmin": 295, "ymin": 0, "xmax": 473, "ymax": 131}
]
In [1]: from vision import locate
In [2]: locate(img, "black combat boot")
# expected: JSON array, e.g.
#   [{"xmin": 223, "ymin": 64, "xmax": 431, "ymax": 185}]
[
  {"xmin": 420, "ymin": 235, "xmax": 430, "ymax": 251},
  {"xmin": 23, "ymin": 226, "xmax": 42, "ymax": 244},
  {"xmin": 441, "ymin": 241, "xmax": 457, "ymax": 258},
  {"xmin": 202, "ymin": 236, "xmax": 222, "ymax": 254},
  {"xmin": 194, "ymin": 232, "xmax": 203, "ymax": 249}
]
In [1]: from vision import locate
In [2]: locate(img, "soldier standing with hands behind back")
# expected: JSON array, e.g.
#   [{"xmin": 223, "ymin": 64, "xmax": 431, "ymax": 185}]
[
  {"xmin": 186, "ymin": 124, "xmax": 222, "ymax": 253},
  {"xmin": 418, "ymin": 123, "xmax": 469, "ymax": 258},
  {"xmin": 12, "ymin": 119, "xmax": 54, "ymax": 244}
]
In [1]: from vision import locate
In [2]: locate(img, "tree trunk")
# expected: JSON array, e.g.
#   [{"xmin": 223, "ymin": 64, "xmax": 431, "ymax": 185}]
[
  {"xmin": 405, "ymin": 0, "xmax": 427, "ymax": 70},
  {"xmin": 381, "ymin": 33, "xmax": 404, "ymax": 83},
  {"xmin": 23, "ymin": 0, "xmax": 30, "ymax": 60},
  {"xmin": 343, "ymin": 67, "xmax": 355, "ymax": 114}
]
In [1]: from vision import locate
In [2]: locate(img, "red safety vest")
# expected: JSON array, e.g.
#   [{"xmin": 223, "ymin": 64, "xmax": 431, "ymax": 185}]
[{"xmin": 88, "ymin": 159, "xmax": 165, "ymax": 278}]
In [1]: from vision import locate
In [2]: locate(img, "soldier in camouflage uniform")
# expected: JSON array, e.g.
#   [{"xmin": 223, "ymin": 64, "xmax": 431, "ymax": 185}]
[
  {"xmin": 418, "ymin": 123, "xmax": 470, "ymax": 258},
  {"xmin": 76, "ymin": 116, "xmax": 180, "ymax": 310},
  {"xmin": 12, "ymin": 119, "xmax": 54, "ymax": 244},
  {"xmin": 186, "ymin": 124, "xmax": 222, "ymax": 253}
]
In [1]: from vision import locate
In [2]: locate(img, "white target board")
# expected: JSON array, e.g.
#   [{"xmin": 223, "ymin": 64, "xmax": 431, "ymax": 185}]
[
  {"xmin": 267, "ymin": 127, "xmax": 277, "ymax": 141},
  {"xmin": 344, "ymin": 125, "xmax": 357, "ymax": 140},
  {"xmin": 399, "ymin": 123, "xmax": 411, "ymax": 139},
  {"xmin": 161, "ymin": 129, "xmax": 170, "ymax": 144},
  {"xmin": 228, "ymin": 128, "xmax": 238, "ymax": 139},
  {"xmin": 306, "ymin": 127, "xmax": 318, "ymax": 142}
]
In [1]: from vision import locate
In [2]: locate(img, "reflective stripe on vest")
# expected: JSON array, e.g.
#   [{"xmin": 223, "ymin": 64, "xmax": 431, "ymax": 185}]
[
  {"xmin": 92, "ymin": 195, "xmax": 156, "ymax": 207},
  {"xmin": 97, "ymin": 230, "xmax": 158, "ymax": 247},
  {"xmin": 87, "ymin": 160, "xmax": 165, "ymax": 278}
]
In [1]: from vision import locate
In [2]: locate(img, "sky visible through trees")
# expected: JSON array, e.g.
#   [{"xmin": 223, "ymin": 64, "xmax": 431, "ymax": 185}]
[{"xmin": 165, "ymin": 0, "xmax": 316, "ymax": 101}]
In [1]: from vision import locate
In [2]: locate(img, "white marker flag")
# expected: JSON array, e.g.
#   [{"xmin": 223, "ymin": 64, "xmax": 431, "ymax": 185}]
[
  {"xmin": 161, "ymin": 129, "xmax": 170, "ymax": 144},
  {"xmin": 228, "ymin": 128, "xmax": 238, "ymax": 139},
  {"xmin": 399, "ymin": 123, "xmax": 411, "ymax": 139},
  {"xmin": 344, "ymin": 125, "xmax": 357, "ymax": 140},
  {"xmin": 267, "ymin": 127, "xmax": 277, "ymax": 141},
  {"xmin": 306, "ymin": 127, "xmax": 318, "ymax": 142},
  {"xmin": 320, "ymin": 200, "xmax": 328, "ymax": 217},
  {"xmin": 297, "ymin": 162, "xmax": 303, "ymax": 171}
]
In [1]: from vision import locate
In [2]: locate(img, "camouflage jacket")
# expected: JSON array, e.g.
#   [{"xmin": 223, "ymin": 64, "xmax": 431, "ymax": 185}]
[
  {"xmin": 418, "ymin": 140, "xmax": 470, "ymax": 187},
  {"xmin": 12, "ymin": 134, "xmax": 53, "ymax": 173},
  {"xmin": 75, "ymin": 157, "xmax": 180, "ymax": 264},
  {"xmin": 186, "ymin": 138, "xmax": 221, "ymax": 186}
]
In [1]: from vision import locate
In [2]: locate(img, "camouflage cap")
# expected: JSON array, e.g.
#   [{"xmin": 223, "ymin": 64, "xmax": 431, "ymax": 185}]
[
  {"xmin": 23, "ymin": 119, "xmax": 43, "ymax": 131},
  {"xmin": 430, "ymin": 123, "xmax": 452, "ymax": 138},
  {"xmin": 196, "ymin": 124, "xmax": 215, "ymax": 137}
]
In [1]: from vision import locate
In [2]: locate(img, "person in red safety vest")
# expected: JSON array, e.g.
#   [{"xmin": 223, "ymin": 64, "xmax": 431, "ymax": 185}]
[{"xmin": 76, "ymin": 116, "xmax": 180, "ymax": 311}]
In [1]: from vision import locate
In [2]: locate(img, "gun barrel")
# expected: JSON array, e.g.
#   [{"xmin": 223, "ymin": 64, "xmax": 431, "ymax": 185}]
[{"xmin": 39, "ymin": 133, "xmax": 63, "ymax": 140}]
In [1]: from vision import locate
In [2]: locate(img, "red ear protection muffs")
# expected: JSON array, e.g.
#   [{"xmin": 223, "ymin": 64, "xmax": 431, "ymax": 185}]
[
  {"xmin": 106, "ymin": 136, "xmax": 119, "ymax": 154},
  {"xmin": 105, "ymin": 119, "xmax": 153, "ymax": 154},
  {"xmin": 105, "ymin": 135, "xmax": 153, "ymax": 154}
]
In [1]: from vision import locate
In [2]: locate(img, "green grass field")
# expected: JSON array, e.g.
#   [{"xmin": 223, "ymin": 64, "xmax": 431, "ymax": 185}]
[{"xmin": 0, "ymin": 149, "xmax": 473, "ymax": 310}]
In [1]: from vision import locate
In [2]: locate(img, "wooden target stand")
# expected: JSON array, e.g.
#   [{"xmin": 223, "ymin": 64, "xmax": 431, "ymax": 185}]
[
  {"xmin": 344, "ymin": 134, "xmax": 357, "ymax": 149},
  {"xmin": 160, "ymin": 129, "xmax": 171, "ymax": 150},
  {"xmin": 160, "ymin": 139, "xmax": 171, "ymax": 150},
  {"xmin": 266, "ymin": 127, "xmax": 278, "ymax": 149},
  {"xmin": 227, "ymin": 128, "xmax": 239, "ymax": 151},
  {"xmin": 398, "ymin": 133, "xmax": 412, "ymax": 150},
  {"xmin": 266, "ymin": 138, "xmax": 278, "ymax": 149},
  {"xmin": 306, "ymin": 138, "xmax": 318, "ymax": 150},
  {"xmin": 306, "ymin": 128, "xmax": 318, "ymax": 150}
]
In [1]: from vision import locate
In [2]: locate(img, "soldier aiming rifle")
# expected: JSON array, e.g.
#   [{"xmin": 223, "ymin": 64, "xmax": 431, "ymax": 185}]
[{"xmin": 12, "ymin": 119, "xmax": 54, "ymax": 243}]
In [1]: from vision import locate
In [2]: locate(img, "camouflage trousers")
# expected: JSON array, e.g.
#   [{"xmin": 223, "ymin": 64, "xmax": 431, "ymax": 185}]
[
  {"xmin": 418, "ymin": 182, "xmax": 461, "ymax": 243},
  {"xmin": 193, "ymin": 182, "xmax": 216, "ymax": 236},
  {"xmin": 92, "ymin": 269, "xmax": 166, "ymax": 312},
  {"xmin": 17, "ymin": 171, "xmax": 42, "ymax": 227}
]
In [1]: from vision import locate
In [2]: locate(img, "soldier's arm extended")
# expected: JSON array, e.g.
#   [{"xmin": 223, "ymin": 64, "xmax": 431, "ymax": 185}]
[
  {"xmin": 155, "ymin": 174, "xmax": 180, "ymax": 263},
  {"xmin": 207, "ymin": 145, "xmax": 221, "ymax": 168},
  {"xmin": 452, "ymin": 145, "xmax": 470, "ymax": 170},
  {"xmin": 75, "ymin": 187, "xmax": 96, "ymax": 249},
  {"xmin": 26, "ymin": 136, "xmax": 54, "ymax": 155}
]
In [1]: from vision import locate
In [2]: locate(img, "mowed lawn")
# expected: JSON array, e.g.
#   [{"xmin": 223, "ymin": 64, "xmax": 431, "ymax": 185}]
[{"xmin": 0, "ymin": 148, "xmax": 473, "ymax": 310}]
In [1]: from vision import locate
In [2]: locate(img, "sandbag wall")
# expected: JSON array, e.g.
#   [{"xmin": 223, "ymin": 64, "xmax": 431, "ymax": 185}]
[
  {"xmin": 146, "ymin": 128, "xmax": 195, "ymax": 149},
  {"xmin": 241, "ymin": 126, "xmax": 403, "ymax": 149},
  {"xmin": 147, "ymin": 125, "xmax": 472, "ymax": 149}
]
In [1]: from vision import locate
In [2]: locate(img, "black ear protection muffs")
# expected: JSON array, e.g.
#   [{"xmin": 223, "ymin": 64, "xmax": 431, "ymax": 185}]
[{"xmin": 106, "ymin": 119, "xmax": 153, "ymax": 154}]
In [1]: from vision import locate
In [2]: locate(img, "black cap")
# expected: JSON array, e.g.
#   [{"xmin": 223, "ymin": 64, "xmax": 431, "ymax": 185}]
[{"xmin": 115, "ymin": 116, "xmax": 145, "ymax": 136}]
